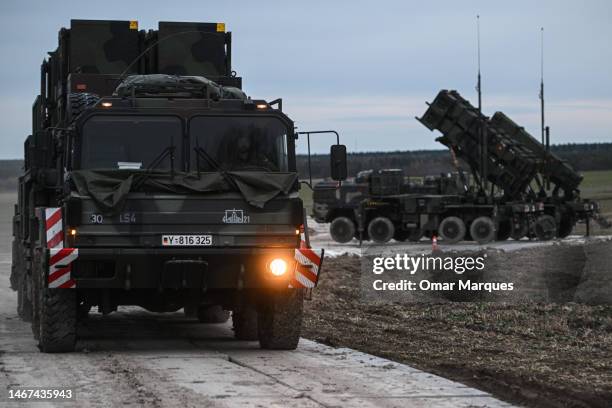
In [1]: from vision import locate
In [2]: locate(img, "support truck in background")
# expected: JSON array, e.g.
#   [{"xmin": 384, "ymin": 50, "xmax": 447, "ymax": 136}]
[
  {"xmin": 313, "ymin": 90, "xmax": 608, "ymax": 245},
  {"xmin": 10, "ymin": 19, "xmax": 347, "ymax": 352}
]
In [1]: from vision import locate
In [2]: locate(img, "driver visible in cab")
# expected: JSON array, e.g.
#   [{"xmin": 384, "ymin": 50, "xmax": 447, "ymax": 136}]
[{"xmin": 232, "ymin": 132, "xmax": 277, "ymax": 171}]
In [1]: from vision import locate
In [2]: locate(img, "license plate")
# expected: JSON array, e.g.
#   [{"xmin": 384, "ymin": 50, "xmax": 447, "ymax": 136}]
[{"xmin": 162, "ymin": 235, "xmax": 213, "ymax": 246}]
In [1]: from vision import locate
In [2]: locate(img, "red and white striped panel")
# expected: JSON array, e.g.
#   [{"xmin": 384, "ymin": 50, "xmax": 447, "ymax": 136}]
[
  {"xmin": 290, "ymin": 237, "xmax": 324, "ymax": 289},
  {"xmin": 45, "ymin": 208, "xmax": 64, "ymax": 249},
  {"xmin": 48, "ymin": 248, "xmax": 78, "ymax": 288},
  {"xmin": 44, "ymin": 208, "xmax": 77, "ymax": 289}
]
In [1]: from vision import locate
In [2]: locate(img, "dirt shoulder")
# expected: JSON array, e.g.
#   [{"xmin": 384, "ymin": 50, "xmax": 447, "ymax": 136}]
[{"xmin": 302, "ymin": 254, "xmax": 612, "ymax": 408}]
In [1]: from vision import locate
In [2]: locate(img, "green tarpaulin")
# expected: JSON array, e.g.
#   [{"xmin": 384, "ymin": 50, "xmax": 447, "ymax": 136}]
[{"xmin": 71, "ymin": 170, "xmax": 298, "ymax": 213}]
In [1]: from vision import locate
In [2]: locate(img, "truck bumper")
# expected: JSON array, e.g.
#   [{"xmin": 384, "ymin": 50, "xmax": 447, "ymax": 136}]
[{"xmin": 46, "ymin": 246, "xmax": 323, "ymax": 290}]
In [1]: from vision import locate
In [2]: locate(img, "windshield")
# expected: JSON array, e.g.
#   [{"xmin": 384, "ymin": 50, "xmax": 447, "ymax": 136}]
[
  {"xmin": 80, "ymin": 115, "xmax": 182, "ymax": 170},
  {"xmin": 189, "ymin": 116, "xmax": 289, "ymax": 172}
]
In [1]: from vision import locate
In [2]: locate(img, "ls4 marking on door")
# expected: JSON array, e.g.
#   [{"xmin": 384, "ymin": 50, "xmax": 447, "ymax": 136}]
[
  {"xmin": 119, "ymin": 212, "xmax": 137, "ymax": 224},
  {"xmin": 89, "ymin": 213, "xmax": 136, "ymax": 224}
]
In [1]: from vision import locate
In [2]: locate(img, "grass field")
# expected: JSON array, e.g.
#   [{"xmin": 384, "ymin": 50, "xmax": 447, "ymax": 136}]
[{"xmin": 581, "ymin": 170, "xmax": 612, "ymax": 215}]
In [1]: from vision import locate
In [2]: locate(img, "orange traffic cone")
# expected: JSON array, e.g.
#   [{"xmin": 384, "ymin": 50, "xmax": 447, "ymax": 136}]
[{"xmin": 432, "ymin": 235, "xmax": 438, "ymax": 251}]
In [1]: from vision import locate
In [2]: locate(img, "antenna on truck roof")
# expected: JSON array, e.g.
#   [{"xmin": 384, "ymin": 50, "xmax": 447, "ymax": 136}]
[
  {"xmin": 539, "ymin": 27, "xmax": 546, "ymax": 145},
  {"xmin": 476, "ymin": 14, "xmax": 482, "ymax": 113}
]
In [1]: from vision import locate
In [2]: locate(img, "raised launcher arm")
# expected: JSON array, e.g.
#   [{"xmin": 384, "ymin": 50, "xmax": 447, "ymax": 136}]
[
  {"xmin": 489, "ymin": 112, "xmax": 582, "ymax": 199},
  {"xmin": 417, "ymin": 90, "xmax": 540, "ymax": 199}
]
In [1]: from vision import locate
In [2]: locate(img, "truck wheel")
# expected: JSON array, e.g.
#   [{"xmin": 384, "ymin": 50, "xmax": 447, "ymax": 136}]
[
  {"xmin": 233, "ymin": 307, "xmax": 258, "ymax": 340},
  {"xmin": 535, "ymin": 215, "xmax": 557, "ymax": 241},
  {"xmin": 10, "ymin": 240, "xmax": 20, "ymax": 291},
  {"xmin": 67, "ymin": 92, "xmax": 100, "ymax": 123},
  {"xmin": 367, "ymin": 217, "xmax": 394, "ymax": 244},
  {"xmin": 329, "ymin": 217, "xmax": 355, "ymax": 243},
  {"xmin": 197, "ymin": 305, "xmax": 230, "ymax": 323},
  {"xmin": 17, "ymin": 273, "xmax": 32, "ymax": 322},
  {"xmin": 496, "ymin": 220, "xmax": 511, "ymax": 241},
  {"xmin": 470, "ymin": 216, "xmax": 496, "ymax": 244},
  {"xmin": 438, "ymin": 216, "xmax": 466, "ymax": 244},
  {"xmin": 31, "ymin": 250, "xmax": 43, "ymax": 340},
  {"xmin": 557, "ymin": 215, "xmax": 574, "ymax": 238},
  {"xmin": 258, "ymin": 289, "xmax": 303, "ymax": 350},
  {"xmin": 36, "ymin": 255, "xmax": 77, "ymax": 352}
]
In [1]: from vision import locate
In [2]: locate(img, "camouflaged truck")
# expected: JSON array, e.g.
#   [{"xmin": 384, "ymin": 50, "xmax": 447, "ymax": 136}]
[
  {"xmin": 312, "ymin": 170, "xmax": 467, "ymax": 243},
  {"xmin": 314, "ymin": 90, "xmax": 608, "ymax": 246},
  {"xmin": 418, "ymin": 90, "xmax": 609, "ymax": 241},
  {"xmin": 10, "ymin": 20, "xmax": 346, "ymax": 352}
]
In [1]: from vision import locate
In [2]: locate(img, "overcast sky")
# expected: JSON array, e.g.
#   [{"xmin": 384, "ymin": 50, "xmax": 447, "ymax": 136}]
[{"xmin": 0, "ymin": 0, "xmax": 611, "ymax": 157}]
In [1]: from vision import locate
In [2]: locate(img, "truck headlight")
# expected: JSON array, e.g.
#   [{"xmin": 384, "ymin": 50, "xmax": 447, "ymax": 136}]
[{"xmin": 269, "ymin": 258, "xmax": 288, "ymax": 276}]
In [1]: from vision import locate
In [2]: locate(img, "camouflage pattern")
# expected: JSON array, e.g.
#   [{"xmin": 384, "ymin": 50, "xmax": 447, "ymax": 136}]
[
  {"xmin": 157, "ymin": 22, "xmax": 228, "ymax": 78},
  {"xmin": 69, "ymin": 20, "xmax": 140, "ymax": 74},
  {"xmin": 113, "ymin": 74, "xmax": 247, "ymax": 100}
]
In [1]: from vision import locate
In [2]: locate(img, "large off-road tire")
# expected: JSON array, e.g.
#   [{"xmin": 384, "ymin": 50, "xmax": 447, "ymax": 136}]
[
  {"xmin": 10, "ymin": 240, "xmax": 20, "ymax": 291},
  {"xmin": 329, "ymin": 216, "xmax": 355, "ymax": 243},
  {"xmin": 30, "ymin": 247, "xmax": 77, "ymax": 352},
  {"xmin": 535, "ymin": 215, "xmax": 557, "ymax": 241},
  {"xmin": 67, "ymin": 92, "xmax": 100, "ymax": 124},
  {"xmin": 31, "ymin": 250, "xmax": 42, "ymax": 340},
  {"xmin": 470, "ymin": 216, "xmax": 496, "ymax": 245},
  {"xmin": 232, "ymin": 307, "xmax": 258, "ymax": 340},
  {"xmin": 258, "ymin": 289, "xmax": 304, "ymax": 350},
  {"xmin": 197, "ymin": 305, "xmax": 230, "ymax": 323},
  {"xmin": 13, "ymin": 240, "xmax": 32, "ymax": 322},
  {"xmin": 17, "ymin": 272, "xmax": 32, "ymax": 322},
  {"xmin": 38, "ymin": 286, "xmax": 77, "ymax": 353},
  {"xmin": 367, "ymin": 217, "xmax": 395, "ymax": 244},
  {"xmin": 438, "ymin": 216, "xmax": 466, "ymax": 244}
]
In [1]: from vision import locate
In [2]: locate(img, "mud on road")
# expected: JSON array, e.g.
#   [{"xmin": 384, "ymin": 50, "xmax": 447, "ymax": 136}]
[{"xmin": 303, "ymin": 245, "xmax": 612, "ymax": 408}]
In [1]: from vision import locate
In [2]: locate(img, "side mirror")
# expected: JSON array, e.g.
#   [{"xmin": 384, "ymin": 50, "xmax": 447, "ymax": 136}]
[{"xmin": 330, "ymin": 144, "xmax": 347, "ymax": 181}]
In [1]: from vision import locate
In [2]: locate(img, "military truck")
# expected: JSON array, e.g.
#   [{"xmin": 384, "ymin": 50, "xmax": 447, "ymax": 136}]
[
  {"xmin": 312, "ymin": 90, "xmax": 607, "ymax": 245},
  {"xmin": 315, "ymin": 168, "xmax": 541, "ymax": 244},
  {"xmin": 10, "ymin": 19, "xmax": 346, "ymax": 352},
  {"xmin": 418, "ymin": 90, "xmax": 607, "ymax": 239},
  {"xmin": 312, "ymin": 170, "xmax": 471, "ymax": 243}
]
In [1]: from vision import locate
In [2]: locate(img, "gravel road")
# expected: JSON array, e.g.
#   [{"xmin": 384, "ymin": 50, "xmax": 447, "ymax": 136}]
[{"xmin": 0, "ymin": 193, "xmax": 514, "ymax": 407}]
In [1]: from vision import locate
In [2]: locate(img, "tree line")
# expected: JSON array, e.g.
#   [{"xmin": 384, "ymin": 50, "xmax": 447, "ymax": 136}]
[{"xmin": 297, "ymin": 142, "xmax": 612, "ymax": 179}]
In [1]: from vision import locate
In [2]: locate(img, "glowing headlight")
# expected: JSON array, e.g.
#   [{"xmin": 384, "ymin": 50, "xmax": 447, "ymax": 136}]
[{"xmin": 269, "ymin": 258, "xmax": 288, "ymax": 276}]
